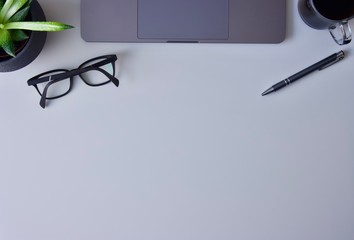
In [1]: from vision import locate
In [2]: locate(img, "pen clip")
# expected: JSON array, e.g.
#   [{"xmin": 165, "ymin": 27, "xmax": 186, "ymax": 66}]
[{"xmin": 319, "ymin": 51, "xmax": 345, "ymax": 70}]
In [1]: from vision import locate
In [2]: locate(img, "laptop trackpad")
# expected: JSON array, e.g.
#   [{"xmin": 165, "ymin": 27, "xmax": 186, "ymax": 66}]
[{"xmin": 137, "ymin": 0, "xmax": 229, "ymax": 40}]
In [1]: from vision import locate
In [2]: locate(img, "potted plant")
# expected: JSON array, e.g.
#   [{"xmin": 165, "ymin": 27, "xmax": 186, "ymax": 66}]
[{"xmin": 0, "ymin": 0, "xmax": 73, "ymax": 72}]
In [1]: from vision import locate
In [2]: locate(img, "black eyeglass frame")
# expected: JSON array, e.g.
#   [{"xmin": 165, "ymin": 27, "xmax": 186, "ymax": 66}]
[{"xmin": 27, "ymin": 54, "xmax": 119, "ymax": 108}]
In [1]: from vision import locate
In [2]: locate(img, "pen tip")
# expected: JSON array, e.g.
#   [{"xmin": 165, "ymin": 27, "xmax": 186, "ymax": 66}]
[{"xmin": 262, "ymin": 87, "xmax": 273, "ymax": 96}]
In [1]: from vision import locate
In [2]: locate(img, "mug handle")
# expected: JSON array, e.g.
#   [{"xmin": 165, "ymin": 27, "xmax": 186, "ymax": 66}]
[{"xmin": 329, "ymin": 22, "xmax": 352, "ymax": 45}]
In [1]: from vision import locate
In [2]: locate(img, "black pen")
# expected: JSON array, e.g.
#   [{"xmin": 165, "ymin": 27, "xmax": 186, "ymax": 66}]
[{"xmin": 262, "ymin": 51, "xmax": 345, "ymax": 96}]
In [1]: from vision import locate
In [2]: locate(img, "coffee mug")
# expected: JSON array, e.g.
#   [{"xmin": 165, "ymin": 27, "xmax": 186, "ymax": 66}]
[{"xmin": 298, "ymin": 0, "xmax": 354, "ymax": 45}]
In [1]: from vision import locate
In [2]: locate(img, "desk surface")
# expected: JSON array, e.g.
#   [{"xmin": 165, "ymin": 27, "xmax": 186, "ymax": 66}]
[{"xmin": 1, "ymin": 1, "xmax": 354, "ymax": 240}]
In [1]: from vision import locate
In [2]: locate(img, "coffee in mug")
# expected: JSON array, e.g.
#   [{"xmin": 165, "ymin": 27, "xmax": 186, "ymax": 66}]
[{"xmin": 298, "ymin": 0, "xmax": 354, "ymax": 45}]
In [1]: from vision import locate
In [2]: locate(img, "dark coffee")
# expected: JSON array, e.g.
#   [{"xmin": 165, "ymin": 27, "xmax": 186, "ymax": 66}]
[{"xmin": 313, "ymin": 0, "xmax": 354, "ymax": 20}]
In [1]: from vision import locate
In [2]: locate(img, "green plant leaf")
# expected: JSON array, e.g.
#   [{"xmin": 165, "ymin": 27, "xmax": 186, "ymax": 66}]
[
  {"xmin": 0, "ymin": 0, "xmax": 5, "ymax": 10},
  {"xmin": 4, "ymin": 21, "xmax": 74, "ymax": 31},
  {"xmin": 0, "ymin": 28, "xmax": 15, "ymax": 57},
  {"xmin": 10, "ymin": 29, "xmax": 27, "ymax": 41},
  {"xmin": 3, "ymin": 0, "xmax": 28, "ymax": 23},
  {"xmin": 0, "ymin": 0, "xmax": 14, "ymax": 23},
  {"xmin": 24, "ymin": 0, "xmax": 31, "ymax": 8},
  {"xmin": 8, "ymin": 5, "xmax": 29, "ymax": 22}
]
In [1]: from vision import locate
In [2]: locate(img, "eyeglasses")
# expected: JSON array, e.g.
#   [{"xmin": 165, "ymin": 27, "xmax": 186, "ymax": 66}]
[{"xmin": 27, "ymin": 54, "xmax": 119, "ymax": 109}]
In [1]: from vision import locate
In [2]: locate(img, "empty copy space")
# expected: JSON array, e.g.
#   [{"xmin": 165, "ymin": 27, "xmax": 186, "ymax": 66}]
[{"xmin": 137, "ymin": 0, "xmax": 229, "ymax": 40}]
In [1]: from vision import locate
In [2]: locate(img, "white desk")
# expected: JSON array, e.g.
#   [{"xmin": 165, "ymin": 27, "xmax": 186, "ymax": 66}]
[{"xmin": 1, "ymin": 1, "xmax": 354, "ymax": 239}]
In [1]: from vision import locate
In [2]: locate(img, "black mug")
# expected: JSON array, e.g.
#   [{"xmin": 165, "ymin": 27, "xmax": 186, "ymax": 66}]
[{"xmin": 298, "ymin": 0, "xmax": 354, "ymax": 45}]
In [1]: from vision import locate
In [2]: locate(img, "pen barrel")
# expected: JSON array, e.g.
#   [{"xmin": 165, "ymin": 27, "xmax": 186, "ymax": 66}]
[
  {"xmin": 262, "ymin": 51, "xmax": 344, "ymax": 96},
  {"xmin": 273, "ymin": 80, "xmax": 288, "ymax": 90},
  {"xmin": 288, "ymin": 52, "xmax": 340, "ymax": 83}
]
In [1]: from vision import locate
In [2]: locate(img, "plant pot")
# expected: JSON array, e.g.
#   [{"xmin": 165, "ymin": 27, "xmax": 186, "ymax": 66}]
[{"xmin": 0, "ymin": 0, "xmax": 47, "ymax": 72}]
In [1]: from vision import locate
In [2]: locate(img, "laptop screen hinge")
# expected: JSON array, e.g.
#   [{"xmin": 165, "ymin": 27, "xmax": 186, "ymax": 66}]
[{"xmin": 166, "ymin": 41, "xmax": 199, "ymax": 43}]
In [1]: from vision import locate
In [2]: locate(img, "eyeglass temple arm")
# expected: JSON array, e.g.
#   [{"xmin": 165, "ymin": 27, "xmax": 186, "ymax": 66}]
[
  {"xmin": 29, "ymin": 67, "xmax": 99, "ymax": 86},
  {"xmin": 28, "ymin": 77, "xmax": 48, "ymax": 86},
  {"xmin": 39, "ymin": 82, "xmax": 50, "ymax": 109},
  {"xmin": 27, "ymin": 71, "xmax": 71, "ymax": 86}
]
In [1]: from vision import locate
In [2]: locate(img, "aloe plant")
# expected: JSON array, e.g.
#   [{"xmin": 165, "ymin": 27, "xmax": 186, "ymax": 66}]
[{"xmin": 0, "ymin": 0, "xmax": 73, "ymax": 57}]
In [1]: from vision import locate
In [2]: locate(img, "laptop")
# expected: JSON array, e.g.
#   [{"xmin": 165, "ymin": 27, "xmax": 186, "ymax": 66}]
[{"xmin": 81, "ymin": 0, "xmax": 286, "ymax": 43}]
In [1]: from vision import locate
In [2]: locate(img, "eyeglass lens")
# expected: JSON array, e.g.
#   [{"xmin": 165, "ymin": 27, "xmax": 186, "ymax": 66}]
[
  {"xmin": 36, "ymin": 70, "xmax": 71, "ymax": 99},
  {"xmin": 79, "ymin": 57, "xmax": 115, "ymax": 86}
]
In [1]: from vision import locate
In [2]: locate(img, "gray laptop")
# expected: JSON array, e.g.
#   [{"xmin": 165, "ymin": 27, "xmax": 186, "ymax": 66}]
[{"xmin": 81, "ymin": 0, "xmax": 286, "ymax": 43}]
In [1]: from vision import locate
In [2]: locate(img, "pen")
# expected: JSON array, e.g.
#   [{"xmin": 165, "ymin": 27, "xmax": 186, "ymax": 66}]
[{"xmin": 262, "ymin": 51, "xmax": 345, "ymax": 96}]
